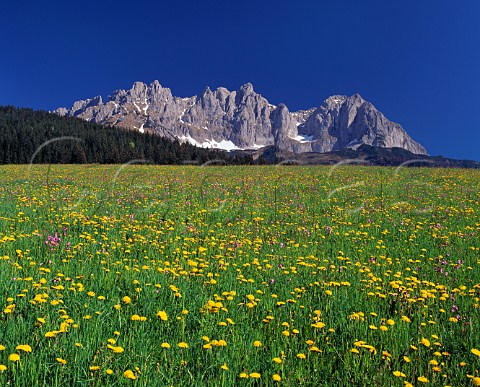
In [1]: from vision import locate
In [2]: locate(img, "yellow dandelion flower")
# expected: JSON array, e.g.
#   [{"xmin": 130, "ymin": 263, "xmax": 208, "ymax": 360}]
[
  {"xmin": 157, "ymin": 311, "xmax": 168, "ymax": 321},
  {"xmin": 178, "ymin": 342, "xmax": 188, "ymax": 349},
  {"xmin": 9, "ymin": 353, "xmax": 20, "ymax": 362},
  {"xmin": 0, "ymin": 345, "xmax": 5, "ymax": 351},
  {"xmin": 297, "ymin": 353, "xmax": 306, "ymax": 359},
  {"xmin": 421, "ymin": 338, "xmax": 431, "ymax": 347},
  {"xmin": 380, "ymin": 325, "xmax": 388, "ymax": 331},
  {"xmin": 471, "ymin": 348, "xmax": 480, "ymax": 357},
  {"xmin": 401, "ymin": 316, "xmax": 411, "ymax": 323},
  {"xmin": 472, "ymin": 377, "xmax": 480, "ymax": 386},
  {"xmin": 273, "ymin": 374, "xmax": 282, "ymax": 381},
  {"xmin": 350, "ymin": 348, "xmax": 360, "ymax": 354},
  {"xmin": 123, "ymin": 370, "xmax": 136, "ymax": 380},
  {"xmin": 122, "ymin": 296, "xmax": 131, "ymax": 304},
  {"xmin": 273, "ymin": 357, "xmax": 282, "ymax": 364},
  {"xmin": 404, "ymin": 355, "xmax": 411, "ymax": 363},
  {"xmin": 253, "ymin": 341, "xmax": 262, "ymax": 347},
  {"xmin": 417, "ymin": 376, "xmax": 429, "ymax": 383},
  {"xmin": 106, "ymin": 369, "xmax": 113, "ymax": 375},
  {"xmin": 161, "ymin": 342, "xmax": 170, "ymax": 349},
  {"xmin": 221, "ymin": 363, "xmax": 228, "ymax": 371},
  {"xmin": 386, "ymin": 319, "xmax": 395, "ymax": 326},
  {"xmin": 90, "ymin": 366, "xmax": 101, "ymax": 371},
  {"xmin": 239, "ymin": 373, "xmax": 249, "ymax": 379},
  {"xmin": 249, "ymin": 372, "xmax": 261, "ymax": 379},
  {"xmin": 56, "ymin": 357, "xmax": 66, "ymax": 365},
  {"xmin": 282, "ymin": 330, "xmax": 290, "ymax": 336},
  {"xmin": 16, "ymin": 344, "xmax": 32, "ymax": 353},
  {"xmin": 0, "ymin": 364, "xmax": 6, "ymax": 371}
]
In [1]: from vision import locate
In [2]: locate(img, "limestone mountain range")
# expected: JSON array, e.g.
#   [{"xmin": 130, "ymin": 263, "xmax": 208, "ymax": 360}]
[{"xmin": 54, "ymin": 81, "xmax": 428, "ymax": 155}]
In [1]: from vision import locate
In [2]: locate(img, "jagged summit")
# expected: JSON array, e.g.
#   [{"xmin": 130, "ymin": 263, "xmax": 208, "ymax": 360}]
[{"xmin": 54, "ymin": 81, "xmax": 427, "ymax": 155}]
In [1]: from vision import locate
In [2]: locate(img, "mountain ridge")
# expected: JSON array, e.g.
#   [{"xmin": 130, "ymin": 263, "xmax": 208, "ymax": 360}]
[{"xmin": 54, "ymin": 81, "xmax": 428, "ymax": 155}]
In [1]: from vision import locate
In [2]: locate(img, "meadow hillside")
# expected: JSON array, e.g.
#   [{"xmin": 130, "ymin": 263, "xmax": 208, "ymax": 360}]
[{"xmin": 0, "ymin": 165, "xmax": 479, "ymax": 386}]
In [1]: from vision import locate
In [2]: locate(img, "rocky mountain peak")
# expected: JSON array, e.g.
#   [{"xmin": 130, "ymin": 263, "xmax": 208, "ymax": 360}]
[
  {"xmin": 54, "ymin": 82, "xmax": 428, "ymax": 155},
  {"xmin": 239, "ymin": 82, "xmax": 254, "ymax": 94}
]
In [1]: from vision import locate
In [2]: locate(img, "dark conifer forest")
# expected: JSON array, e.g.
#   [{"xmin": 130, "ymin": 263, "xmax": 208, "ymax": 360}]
[{"xmin": 0, "ymin": 106, "xmax": 252, "ymax": 165}]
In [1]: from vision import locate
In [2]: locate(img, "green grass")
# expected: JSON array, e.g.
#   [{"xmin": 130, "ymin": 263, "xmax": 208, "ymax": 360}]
[{"xmin": 0, "ymin": 164, "xmax": 479, "ymax": 386}]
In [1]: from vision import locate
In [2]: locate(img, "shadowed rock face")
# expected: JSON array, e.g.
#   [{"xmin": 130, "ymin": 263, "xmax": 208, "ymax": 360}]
[{"xmin": 54, "ymin": 81, "xmax": 428, "ymax": 155}]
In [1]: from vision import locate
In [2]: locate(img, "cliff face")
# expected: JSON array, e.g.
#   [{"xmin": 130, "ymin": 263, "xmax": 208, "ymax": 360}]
[{"xmin": 55, "ymin": 81, "xmax": 428, "ymax": 155}]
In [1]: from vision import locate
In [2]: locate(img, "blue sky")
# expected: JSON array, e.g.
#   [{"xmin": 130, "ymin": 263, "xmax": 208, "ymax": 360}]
[{"xmin": 1, "ymin": 0, "xmax": 479, "ymax": 161}]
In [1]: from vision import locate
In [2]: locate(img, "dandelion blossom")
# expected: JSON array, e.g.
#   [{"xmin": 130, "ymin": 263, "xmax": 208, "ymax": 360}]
[
  {"xmin": 421, "ymin": 338, "xmax": 431, "ymax": 347},
  {"xmin": 9, "ymin": 353, "xmax": 20, "ymax": 362},
  {"xmin": 157, "ymin": 311, "xmax": 168, "ymax": 321},
  {"xmin": 123, "ymin": 370, "xmax": 136, "ymax": 380},
  {"xmin": 16, "ymin": 344, "xmax": 32, "ymax": 353}
]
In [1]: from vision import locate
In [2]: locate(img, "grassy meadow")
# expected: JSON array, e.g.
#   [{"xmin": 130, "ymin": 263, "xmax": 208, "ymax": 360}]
[{"xmin": 0, "ymin": 164, "xmax": 479, "ymax": 386}]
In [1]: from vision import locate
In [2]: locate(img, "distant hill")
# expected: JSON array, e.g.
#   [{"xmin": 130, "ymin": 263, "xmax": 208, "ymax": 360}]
[
  {"xmin": 236, "ymin": 144, "xmax": 480, "ymax": 168},
  {"xmin": 0, "ymin": 106, "xmax": 252, "ymax": 165}
]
